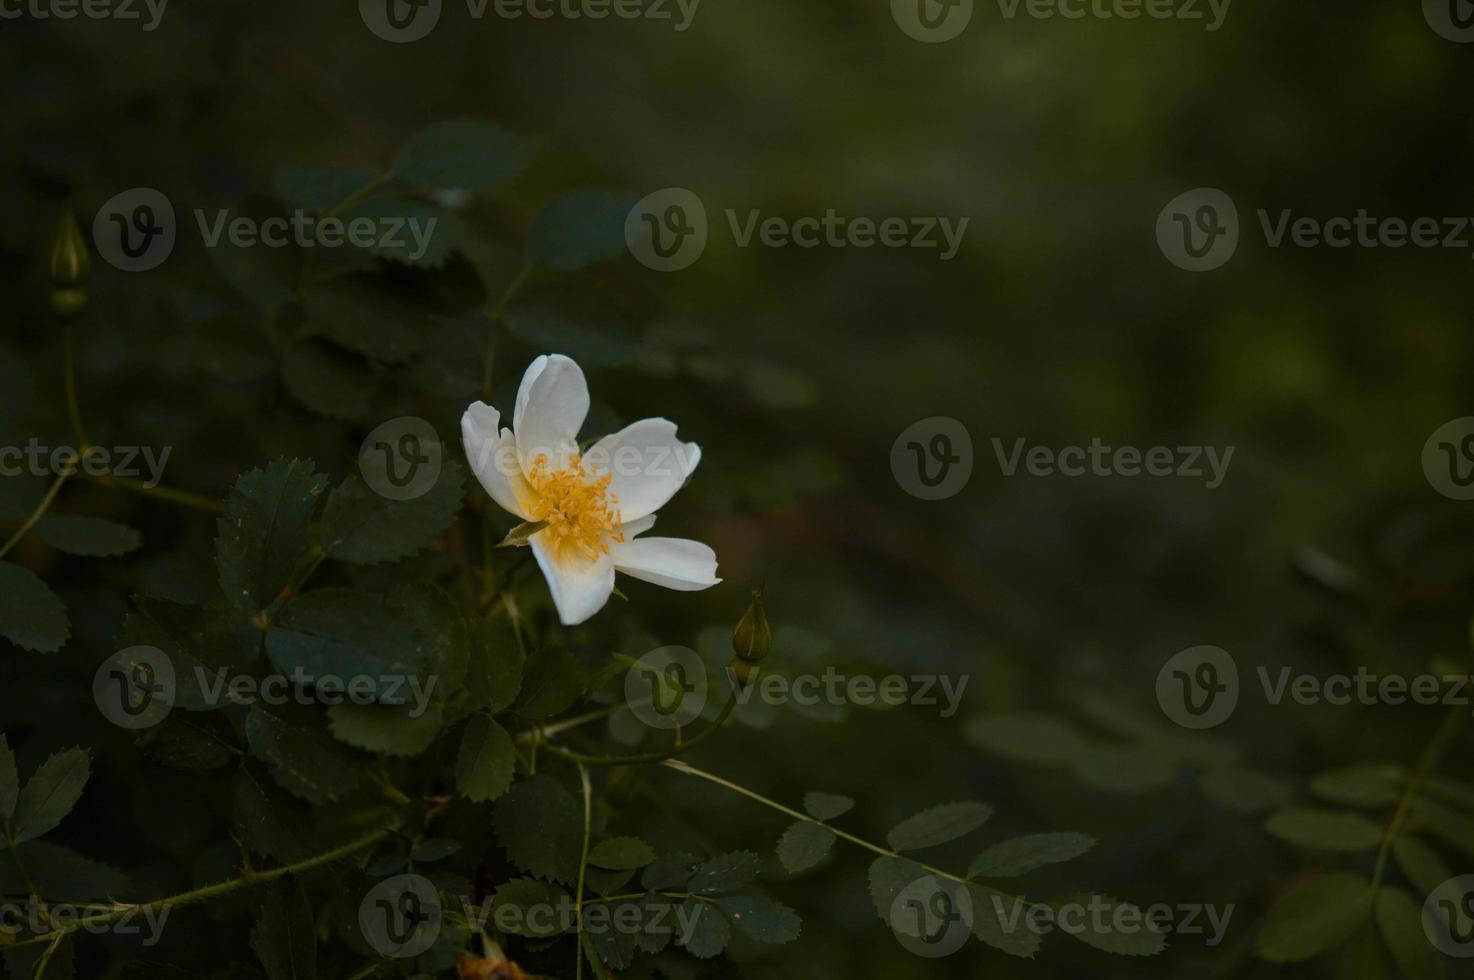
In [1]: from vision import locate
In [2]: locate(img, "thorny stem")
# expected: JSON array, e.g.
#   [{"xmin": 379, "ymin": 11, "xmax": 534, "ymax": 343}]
[{"xmin": 574, "ymin": 762, "xmax": 593, "ymax": 980}]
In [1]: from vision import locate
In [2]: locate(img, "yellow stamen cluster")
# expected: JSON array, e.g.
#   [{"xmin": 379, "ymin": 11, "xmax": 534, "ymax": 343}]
[{"xmin": 526, "ymin": 452, "xmax": 623, "ymax": 561}]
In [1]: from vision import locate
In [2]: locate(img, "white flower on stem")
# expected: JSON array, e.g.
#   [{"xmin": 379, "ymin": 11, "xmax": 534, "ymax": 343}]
[{"xmin": 462, "ymin": 354, "xmax": 721, "ymax": 625}]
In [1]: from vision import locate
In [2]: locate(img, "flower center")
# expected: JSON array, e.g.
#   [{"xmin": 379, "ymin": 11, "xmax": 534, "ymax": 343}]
[{"xmin": 526, "ymin": 452, "xmax": 623, "ymax": 561}]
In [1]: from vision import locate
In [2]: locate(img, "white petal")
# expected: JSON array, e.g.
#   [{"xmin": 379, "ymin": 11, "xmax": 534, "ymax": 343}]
[
  {"xmin": 461, "ymin": 402, "xmax": 537, "ymax": 520},
  {"xmin": 611, "ymin": 536, "xmax": 721, "ymax": 592},
  {"xmin": 531, "ymin": 532, "xmax": 616, "ymax": 626},
  {"xmin": 621, "ymin": 514, "xmax": 657, "ymax": 538},
  {"xmin": 514, "ymin": 354, "xmax": 588, "ymax": 476},
  {"xmin": 585, "ymin": 418, "xmax": 701, "ymax": 523}
]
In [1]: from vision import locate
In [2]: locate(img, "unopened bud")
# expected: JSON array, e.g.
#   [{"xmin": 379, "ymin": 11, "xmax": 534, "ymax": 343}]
[
  {"xmin": 731, "ymin": 588, "xmax": 772, "ymax": 664},
  {"xmin": 48, "ymin": 205, "xmax": 90, "ymax": 289}
]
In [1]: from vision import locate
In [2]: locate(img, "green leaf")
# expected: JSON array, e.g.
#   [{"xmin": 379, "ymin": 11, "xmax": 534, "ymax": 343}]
[
  {"xmin": 641, "ymin": 852, "xmax": 700, "ymax": 891},
  {"xmin": 1056, "ymin": 894, "xmax": 1167, "ymax": 956},
  {"xmin": 803, "ymin": 792, "xmax": 854, "ymax": 821},
  {"xmin": 1311, "ymin": 765, "xmax": 1407, "ymax": 809},
  {"xmin": 36, "ymin": 516, "xmax": 141, "ymax": 556},
  {"xmin": 1375, "ymin": 887, "xmax": 1443, "ymax": 980},
  {"xmin": 320, "ymin": 462, "xmax": 465, "ymax": 566},
  {"xmin": 215, "ymin": 459, "xmax": 327, "ymax": 617},
  {"xmin": 492, "ymin": 774, "xmax": 583, "ymax": 884},
  {"xmin": 589, "ymin": 837, "xmax": 656, "ymax": 871},
  {"xmin": 265, "ymin": 588, "xmax": 435, "ymax": 700},
  {"xmin": 11, "ymin": 749, "xmax": 89, "ymax": 844},
  {"xmin": 455, "ymin": 714, "xmax": 515, "ymax": 803},
  {"xmin": 273, "ymin": 167, "xmax": 382, "ymax": 211},
  {"xmin": 1392, "ymin": 835, "xmax": 1451, "ymax": 896},
  {"xmin": 675, "ymin": 896, "xmax": 730, "ymax": 959},
  {"xmin": 1266, "ymin": 808, "xmax": 1383, "ymax": 852},
  {"xmin": 713, "ymin": 896, "xmax": 801, "ymax": 944},
  {"xmin": 394, "ymin": 120, "xmax": 523, "ymax": 192},
  {"xmin": 496, "ymin": 519, "xmax": 548, "ymax": 549},
  {"xmin": 245, "ymin": 705, "xmax": 366, "ymax": 804},
  {"xmin": 1072, "ymin": 747, "xmax": 1176, "ymax": 794},
  {"xmin": 513, "ymin": 646, "xmax": 587, "ymax": 720},
  {"xmin": 525, "ymin": 188, "xmax": 638, "ymax": 270},
  {"xmin": 327, "ymin": 702, "xmax": 444, "ymax": 757},
  {"xmin": 1199, "ymin": 766, "xmax": 1294, "ymax": 814},
  {"xmin": 231, "ymin": 767, "xmax": 309, "ymax": 863},
  {"xmin": 866, "ymin": 855, "xmax": 928, "ymax": 920},
  {"xmin": 1338, "ymin": 927, "xmax": 1394, "ymax": 980},
  {"xmin": 207, "ymin": 198, "xmax": 298, "ymax": 304},
  {"xmin": 688, "ymin": 852, "xmax": 762, "ymax": 895},
  {"xmin": 0, "ymin": 735, "xmax": 17, "ymax": 821},
  {"xmin": 136, "ymin": 712, "xmax": 240, "ymax": 772},
  {"xmin": 300, "ymin": 276, "xmax": 428, "ymax": 364},
  {"xmin": 339, "ymin": 197, "xmax": 458, "ymax": 267},
  {"xmin": 504, "ymin": 288, "xmax": 642, "ymax": 368},
  {"xmin": 0, "ymin": 842, "xmax": 130, "ymax": 901},
  {"xmin": 492, "ymin": 879, "xmax": 569, "ymax": 937},
  {"xmin": 1414, "ymin": 799, "xmax": 1474, "ymax": 859},
  {"xmin": 281, "ymin": 342, "xmax": 372, "ymax": 421},
  {"xmin": 1257, "ymin": 872, "xmax": 1374, "ymax": 962},
  {"xmin": 777, "ymin": 821, "xmax": 835, "ymax": 873},
  {"xmin": 968, "ymin": 832, "xmax": 1096, "ymax": 878},
  {"xmin": 0, "ymin": 561, "xmax": 70, "ymax": 653},
  {"xmin": 252, "ymin": 881, "xmax": 317, "ymax": 980},
  {"xmin": 967, "ymin": 885, "xmax": 1044, "ymax": 958},
  {"xmin": 464, "ymin": 617, "xmax": 524, "ymax": 714},
  {"xmin": 887, "ymin": 802, "xmax": 993, "ymax": 852},
  {"xmin": 965, "ymin": 714, "xmax": 1086, "ymax": 766}
]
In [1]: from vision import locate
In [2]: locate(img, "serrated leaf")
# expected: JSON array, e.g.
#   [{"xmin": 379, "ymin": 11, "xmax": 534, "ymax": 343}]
[
  {"xmin": 0, "ymin": 735, "xmax": 17, "ymax": 821},
  {"xmin": 394, "ymin": 120, "xmax": 523, "ymax": 192},
  {"xmin": 300, "ymin": 277, "xmax": 428, "ymax": 364},
  {"xmin": 273, "ymin": 167, "xmax": 382, "ymax": 211},
  {"xmin": 641, "ymin": 853, "xmax": 700, "ymax": 891},
  {"xmin": 887, "ymin": 802, "xmax": 993, "ymax": 852},
  {"xmin": 36, "ymin": 516, "xmax": 141, "ymax": 556},
  {"xmin": 492, "ymin": 775, "xmax": 583, "ymax": 884},
  {"xmin": 689, "ymin": 852, "xmax": 762, "ymax": 895},
  {"xmin": 0, "ymin": 562, "xmax": 70, "ymax": 653},
  {"xmin": 231, "ymin": 767, "xmax": 309, "ymax": 863},
  {"xmin": 675, "ymin": 897, "xmax": 730, "ymax": 959},
  {"xmin": 713, "ymin": 896, "xmax": 801, "ymax": 944},
  {"xmin": 777, "ymin": 822, "xmax": 835, "ymax": 873},
  {"xmin": 1311, "ymin": 765, "xmax": 1407, "ymax": 809},
  {"xmin": 245, "ymin": 705, "xmax": 366, "ymax": 804},
  {"xmin": 492, "ymin": 878, "xmax": 569, "ymax": 937},
  {"xmin": 803, "ymin": 792, "xmax": 854, "ymax": 821},
  {"xmin": 965, "ymin": 714, "xmax": 1086, "ymax": 765},
  {"xmin": 1056, "ymin": 893, "xmax": 1168, "ymax": 956},
  {"xmin": 455, "ymin": 714, "xmax": 515, "ymax": 803},
  {"xmin": 525, "ymin": 189, "xmax": 638, "ymax": 270},
  {"xmin": 339, "ymin": 197, "xmax": 458, "ymax": 267},
  {"xmin": 866, "ymin": 855, "xmax": 929, "ymax": 920},
  {"xmin": 967, "ymin": 885, "xmax": 1044, "ymax": 958},
  {"xmin": 0, "ymin": 841, "xmax": 130, "ymax": 901},
  {"xmin": 215, "ymin": 459, "xmax": 327, "ymax": 617},
  {"xmin": 327, "ymin": 702, "xmax": 443, "ymax": 757},
  {"xmin": 1257, "ymin": 872, "xmax": 1374, "ymax": 962},
  {"xmin": 12, "ymin": 749, "xmax": 89, "ymax": 844},
  {"xmin": 285, "ymin": 345, "xmax": 373, "ymax": 427},
  {"xmin": 1393, "ymin": 835, "xmax": 1451, "ymax": 896},
  {"xmin": 1375, "ymin": 887, "xmax": 1443, "ymax": 980},
  {"xmin": 968, "ymin": 832, "xmax": 1096, "ymax": 878},
  {"xmin": 513, "ymin": 646, "xmax": 586, "ymax": 720},
  {"xmin": 265, "ymin": 589, "xmax": 434, "ymax": 700},
  {"xmin": 504, "ymin": 288, "xmax": 642, "ymax": 368},
  {"xmin": 320, "ymin": 462, "xmax": 464, "ymax": 566},
  {"xmin": 589, "ymin": 837, "xmax": 656, "ymax": 871},
  {"xmin": 252, "ymin": 881, "xmax": 317, "ymax": 980},
  {"xmin": 464, "ymin": 617, "xmax": 524, "ymax": 714},
  {"xmin": 1266, "ymin": 808, "xmax": 1383, "ymax": 852},
  {"xmin": 136, "ymin": 712, "xmax": 240, "ymax": 772},
  {"xmin": 1200, "ymin": 766, "xmax": 1294, "ymax": 814}
]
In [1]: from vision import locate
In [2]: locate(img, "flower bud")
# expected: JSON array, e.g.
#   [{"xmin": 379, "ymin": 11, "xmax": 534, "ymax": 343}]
[
  {"xmin": 730, "ymin": 587, "xmax": 772, "ymax": 664},
  {"xmin": 48, "ymin": 205, "xmax": 90, "ymax": 289}
]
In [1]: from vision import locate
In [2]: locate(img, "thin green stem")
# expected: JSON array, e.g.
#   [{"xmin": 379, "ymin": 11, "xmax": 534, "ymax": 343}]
[
  {"xmin": 1371, "ymin": 701, "xmax": 1467, "ymax": 891},
  {"xmin": 84, "ymin": 472, "xmax": 224, "ymax": 514},
  {"xmin": 574, "ymin": 761, "xmax": 592, "ymax": 980},
  {"xmin": 0, "ymin": 473, "xmax": 70, "ymax": 561},
  {"xmin": 62, "ymin": 320, "xmax": 88, "ymax": 452},
  {"xmin": 541, "ymin": 694, "xmax": 739, "ymax": 768}
]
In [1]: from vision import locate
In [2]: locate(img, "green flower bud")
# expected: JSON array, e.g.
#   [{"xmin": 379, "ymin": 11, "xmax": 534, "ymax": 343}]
[
  {"xmin": 49, "ymin": 205, "xmax": 90, "ymax": 289},
  {"xmin": 731, "ymin": 588, "xmax": 772, "ymax": 664}
]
